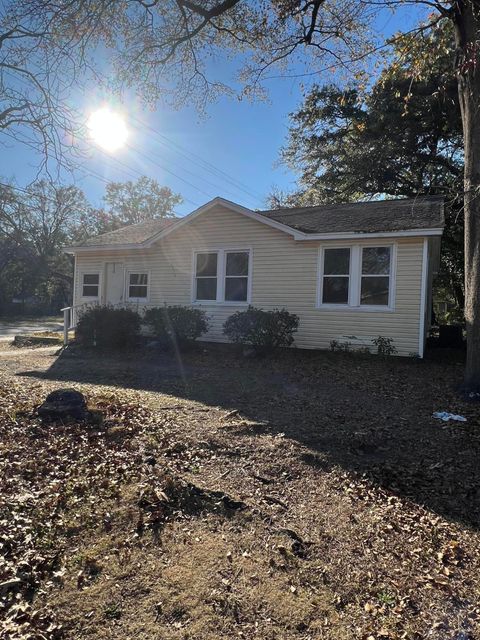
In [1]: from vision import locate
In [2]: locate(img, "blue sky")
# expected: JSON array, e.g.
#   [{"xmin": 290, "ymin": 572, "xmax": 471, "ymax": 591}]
[{"xmin": 2, "ymin": 5, "xmax": 428, "ymax": 216}]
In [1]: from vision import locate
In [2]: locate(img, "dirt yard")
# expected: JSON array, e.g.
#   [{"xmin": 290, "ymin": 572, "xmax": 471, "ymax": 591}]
[{"xmin": 1, "ymin": 344, "xmax": 479, "ymax": 639}]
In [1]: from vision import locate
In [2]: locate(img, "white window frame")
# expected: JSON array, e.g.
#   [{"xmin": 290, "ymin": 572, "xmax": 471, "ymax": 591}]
[
  {"xmin": 318, "ymin": 246, "xmax": 352, "ymax": 307},
  {"xmin": 193, "ymin": 251, "xmax": 219, "ymax": 303},
  {"xmin": 80, "ymin": 271, "xmax": 101, "ymax": 300},
  {"xmin": 192, "ymin": 248, "xmax": 252, "ymax": 305},
  {"xmin": 317, "ymin": 243, "xmax": 396, "ymax": 312},
  {"xmin": 359, "ymin": 246, "xmax": 392, "ymax": 309},
  {"xmin": 126, "ymin": 270, "xmax": 150, "ymax": 303}
]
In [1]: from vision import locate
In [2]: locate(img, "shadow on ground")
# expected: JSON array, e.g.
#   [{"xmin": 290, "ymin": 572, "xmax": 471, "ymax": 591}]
[{"xmin": 18, "ymin": 343, "xmax": 480, "ymax": 528}]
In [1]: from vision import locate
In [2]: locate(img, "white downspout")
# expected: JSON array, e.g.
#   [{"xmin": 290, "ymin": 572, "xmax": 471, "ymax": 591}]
[{"xmin": 418, "ymin": 238, "xmax": 429, "ymax": 358}]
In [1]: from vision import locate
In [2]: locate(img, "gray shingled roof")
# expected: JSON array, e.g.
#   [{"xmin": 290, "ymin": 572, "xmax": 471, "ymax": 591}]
[
  {"xmin": 260, "ymin": 196, "xmax": 444, "ymax": 234},
  {"xmin": 74, "ymin": 196, "xmax": 443, "ymax": 248},
  {"xmin": 79, "ymin": 217, "xmax": 177, "ymax": 247}
]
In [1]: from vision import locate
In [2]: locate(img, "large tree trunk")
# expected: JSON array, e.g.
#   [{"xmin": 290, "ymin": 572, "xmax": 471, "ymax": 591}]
[{"xmin": 453, "ymin": 1, "xmax": 480, "ymax": 388}]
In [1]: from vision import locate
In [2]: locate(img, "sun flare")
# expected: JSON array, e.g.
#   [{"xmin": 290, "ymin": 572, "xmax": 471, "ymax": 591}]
[{"xmin": 87, "ymin": 107, "xmax": 128, "ymax": 152}]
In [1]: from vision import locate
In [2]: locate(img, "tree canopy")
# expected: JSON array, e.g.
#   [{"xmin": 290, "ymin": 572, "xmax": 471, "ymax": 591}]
[
  {"xmin": 103, "ymin": 177, "xmax": 182, "ymax": 227},
  {"xmin": 277, "ymin": 23, "xmax": 464, "ymax": 312},
  {"xmin": 0, "ymin": 177, "xmax": 182, "ymax": 313},
  {"xmin": 0, "ymin": 0, "xmax": 382, "ymax": 168},
  {"xmin": 280, "ymin": 23, "xmax": 461, "ymax": 205}
]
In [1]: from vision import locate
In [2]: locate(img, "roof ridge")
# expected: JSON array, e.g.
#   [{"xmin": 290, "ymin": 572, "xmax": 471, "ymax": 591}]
[{"xmin": 260, "ymin": 195, "xmax": 444, "ymax": 216}]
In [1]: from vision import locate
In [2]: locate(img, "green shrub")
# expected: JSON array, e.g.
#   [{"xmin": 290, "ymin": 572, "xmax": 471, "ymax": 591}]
[
  {"xmin": 143, "ymin": 305, "xmax": 209, "ymax": 349},
  {"xmin": 76, "ymin": 306, "xmax": 141, "ymax": 349},
  {"xmin": 372, "ymin": 336, "xmax": 398, "ymax": 357},
  {"xmin": 223, "ymin": 305, "xmax": 299, "ymax": 354}
]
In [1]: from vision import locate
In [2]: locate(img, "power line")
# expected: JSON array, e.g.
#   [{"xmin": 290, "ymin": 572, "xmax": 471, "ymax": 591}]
[
  {"xmin": 131, "ymin": 115, "xmax": 266, "ymax": 205},
  {"xmin": 127, "ymin": 139, "xmax": 255, "ymax": 203},
  {"xmin": 3, "ymin": 67, "xmax": 265, "ymax": 207},
  {"xmin": 1, "ymin": 69, "xmax": 203, "ymax": 209},
  {"xmin": 4, "ymin": 66, "xmax": 267, "ymax": 207},
  {"xmin": 124, "ymin": 143, "xmax": 212, "ymax": 203},
  {"xmin": 91, "ymin": 148, "xmax": 202, "ymax": 208}
]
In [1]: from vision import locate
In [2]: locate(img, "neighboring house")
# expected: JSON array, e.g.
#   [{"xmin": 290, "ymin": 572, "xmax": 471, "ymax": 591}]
[{"xmin": 64, "ymin": 196, "xmax": 444, "ymax": 357}]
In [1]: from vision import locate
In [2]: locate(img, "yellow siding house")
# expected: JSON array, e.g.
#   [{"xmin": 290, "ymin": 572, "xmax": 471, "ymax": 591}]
[{"xmin": 65, "ymin": 196, "xmax": 444, "ymax": 357}]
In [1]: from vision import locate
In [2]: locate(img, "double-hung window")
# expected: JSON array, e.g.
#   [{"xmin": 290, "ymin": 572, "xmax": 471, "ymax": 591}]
[
  {"xmin": 195, "ymin": 252, "xmax": 218, "ymax": 301},
  {"xmin": 224, "ymin": 251, "xmax": 249, "ymax": 301},
  {"xmin": 82, "ymin": 273, "xmax": 100, "ymax": 298},
  {"xmin": 319, "ymin": 245, "xmax": 393, "ymax": 309},
  {"xmin": 128, "ymin": 273, "xmax": 149, "ymax": 301},
  {"xmin": 360, "ymin": 247, "xmax": 391, "ymax": 306},
  {"xmin": 194, "ymin": 249, "xmax": 251, "ymax": 303},
  {"xmin": 321, "ymin": 248, "xmax": 351, "ymax": 305}
]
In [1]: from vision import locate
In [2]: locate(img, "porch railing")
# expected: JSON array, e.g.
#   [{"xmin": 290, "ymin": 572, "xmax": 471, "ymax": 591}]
[
  {"xmin": 60, "ymin": 302, "xmax": 98, "ymax": 345},
  {"xmin": 60, "ymin": 301, "xmax": 158, "ymax": 345}
]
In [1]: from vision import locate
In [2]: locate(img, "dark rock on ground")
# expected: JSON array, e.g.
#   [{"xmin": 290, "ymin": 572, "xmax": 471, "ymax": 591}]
[{"xmin": 37, "ymin": 388, "xmax": 88, "ymax": 422}]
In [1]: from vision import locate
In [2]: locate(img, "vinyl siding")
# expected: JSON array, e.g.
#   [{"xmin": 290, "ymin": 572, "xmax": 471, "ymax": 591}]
[{"xmin": 73, "ymin": 204, "xmax": 427, "ymax": 356}]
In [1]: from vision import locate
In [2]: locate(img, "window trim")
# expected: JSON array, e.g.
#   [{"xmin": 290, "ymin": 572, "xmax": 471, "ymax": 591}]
[
  {"xmin": 194, "ymin": 252, "xmax": 219, "ymax": 302},
  {"xmin": 360, "ymin": 246, "xmax": 392, "ymax": 308},
  {"xmin": 192, "ymin": 248, "xmax": 253, "ymax": 305},
  {"xmin": 320, "ymin": 246, "xmax": 352, "ymax": 307},
  {"xmin": 224, "ymin": 250, "xmax": 251, "ymax": 303},
  {"xmin": 126, "ymin": 270, "xmax": 150, "ymax": 303},
  {"xmin": 317, "ymin": 243, "xmax": 396, "ymax": 312},
  {"xmin": 80, "ymin": 271, "xmax": 101, "ymax": 300}
]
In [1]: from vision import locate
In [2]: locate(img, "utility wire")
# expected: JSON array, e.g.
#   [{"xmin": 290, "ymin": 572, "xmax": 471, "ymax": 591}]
[
  {"xmin": 131, "ymin": 115, "xmax": 266, "ymax": 205},
  {"xmin": 4, "ymin": 66, "xmax": 267, "ymax": 207}
]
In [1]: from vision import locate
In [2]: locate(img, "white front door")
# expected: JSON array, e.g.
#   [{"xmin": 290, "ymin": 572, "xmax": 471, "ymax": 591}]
[{"xmin": 105, "ymin": 263, "xmax": 125, "ymax": 305}]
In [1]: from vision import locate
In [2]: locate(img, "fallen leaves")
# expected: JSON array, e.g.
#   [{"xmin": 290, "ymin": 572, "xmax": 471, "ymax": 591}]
[
  {"xmin": 0, "ymin": 381, "xmax": 162, "ymax": 638},
  {"xmin": 1, "ymin": 345, "xmax": 480, "ymax": 639}
]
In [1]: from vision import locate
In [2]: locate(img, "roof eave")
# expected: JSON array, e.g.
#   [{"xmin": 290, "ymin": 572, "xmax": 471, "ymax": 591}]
[
  {"xmin": 63, "ymin": 242, "xmax": 145, "ymax": 254},
  {"xmin": 64, "ymin": 196, "xmax": 444, "ymax": 253},
  {"xmin": 65, "ymin": 198, "xmax": 299, "ymax": 254},
  {"xmin": 64, "ymin": 225, "xmax": 444, "ymax": 253},
  {"xmin": 292, "ymin": 227, "xmax": 444, "ymax": 241}
]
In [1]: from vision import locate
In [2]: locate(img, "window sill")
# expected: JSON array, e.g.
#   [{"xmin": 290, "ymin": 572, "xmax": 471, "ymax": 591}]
[
  {"xmin": 192, "ymin": 300, "xmax": 250, "ymax": 306},
  {"xmin": 316, "ymin": 304, "xmax": 394, "ymax": 313}
]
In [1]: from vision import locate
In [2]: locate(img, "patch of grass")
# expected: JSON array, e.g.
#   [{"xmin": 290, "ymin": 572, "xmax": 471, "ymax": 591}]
[
  {"xmin": 104, "ymin": 601, "xmax": 122, "ymax": 620},
  {"xmin": 377, "ymin": 590, "xmax": 396, "ymax": 606}
]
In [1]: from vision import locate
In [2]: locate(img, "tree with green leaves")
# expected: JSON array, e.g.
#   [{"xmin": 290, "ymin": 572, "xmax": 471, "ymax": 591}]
[
  {"xmin": 2, "ymin": 0, "xmax": 480, "ymax": 387},
  {"xmin": 281, "ymin": 25, "xmax": 462, "ymax": 205},
  {"xmin": 0, "ymin": 177, "xmax": 183, "ymax": 312},
  {"xmin": 103, "ymin": 177, "xmax": 182, "ymax": 227},
  {"xmin": 279, "ymin": 22, "xmax": 465, "ymax": 311},
  {"xmin": 0, "ymin": 181, "xmax": 89, "ymax": 311},
  {"xmin": 73, "ymin": 177, "xmax": 182, "ymax": 242}
]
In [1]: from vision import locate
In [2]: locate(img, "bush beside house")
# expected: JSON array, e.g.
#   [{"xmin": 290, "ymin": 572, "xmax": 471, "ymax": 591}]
[
  {"xmin": 144, "ymin": 306, "xmax": 209, "ymax": 349},
  {"xmin": 74, "ymin": 304, "xmax": 300, "ymax": 355},
  {"xmin": 76, "ymin": 306, "xmax": 141, "ymax": 349},
  {"xmin": 223, "ymin": 306, "xmax": 299, "ymax": 355}
]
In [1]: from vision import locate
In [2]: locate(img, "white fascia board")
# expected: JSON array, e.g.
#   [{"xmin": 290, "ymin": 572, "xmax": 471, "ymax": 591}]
[
  {"xmin": 293, "ymin": 227, "xmax": 444, "ymax": 241},
  {"xmin": 63, "ymin": 243, "xmax": 144, "ymax": 254},
  {"xmin": 64, "ymin": 226, "xmax": 444, "ymax": 254}
]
